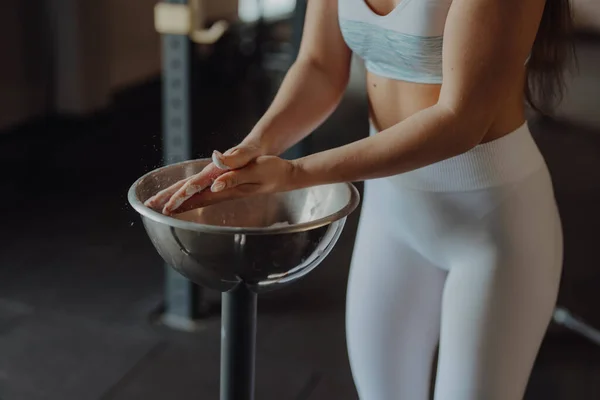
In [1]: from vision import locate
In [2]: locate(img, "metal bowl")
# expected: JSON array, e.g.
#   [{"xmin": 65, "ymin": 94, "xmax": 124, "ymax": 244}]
[{"xmin": 128, "ymin": 159, "xmax": 360, "ymax": 293}]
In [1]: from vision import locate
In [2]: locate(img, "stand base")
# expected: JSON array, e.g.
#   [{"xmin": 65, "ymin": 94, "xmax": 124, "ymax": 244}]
[
  {"xmin": 553, "ymin": 306, "xmax": 600, "ymax": 346},
  {"xmin": 148, "ymin": 300, "xmax": 214, "ymax": 333},
  {"xmin": 157, "ymin": 313, "xmax": 210, "ymax": 333}
]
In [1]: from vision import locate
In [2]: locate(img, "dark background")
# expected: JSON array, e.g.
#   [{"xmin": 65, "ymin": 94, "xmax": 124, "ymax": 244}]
[{"xmin": 1, "ymin": 1, "xmax": 600, "ymax": 399}]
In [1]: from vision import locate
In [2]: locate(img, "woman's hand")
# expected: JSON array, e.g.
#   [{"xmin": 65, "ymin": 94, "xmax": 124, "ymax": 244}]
[
  {"xmin": 144, "ymin": 141, "xmax": 298, "ymax": 215},
  {"xmin": 144, "ymin": 142, "xmax": 263, "ymax": 213},
  {"xmin": 161, "ymin": 155, "xmax": 297, "ymax": 214}
]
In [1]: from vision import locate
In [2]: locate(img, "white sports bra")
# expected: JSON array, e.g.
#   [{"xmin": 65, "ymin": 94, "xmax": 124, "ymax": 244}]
[
  {"xmin": 338, "ymin": 0, "xmax": 452, "ymax": 84},
  {"xmin": 339, "ymin": 0, "xmax": 530, "ymax": 84}
]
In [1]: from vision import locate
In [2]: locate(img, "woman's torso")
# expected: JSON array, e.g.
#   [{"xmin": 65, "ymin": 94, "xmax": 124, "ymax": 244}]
[{"xmin": 338, "ymin": 0, "xmax": 528, "ymax": 142}]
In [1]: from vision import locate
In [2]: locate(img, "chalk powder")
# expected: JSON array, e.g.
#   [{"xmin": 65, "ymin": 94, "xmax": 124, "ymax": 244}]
[
  {"xmin": 174, "ymin": 209, "xmax": 291, "ymax": 228},
  {"xmin": 268, "ymin": 221, "xmax": 291, "ymax": 228}
]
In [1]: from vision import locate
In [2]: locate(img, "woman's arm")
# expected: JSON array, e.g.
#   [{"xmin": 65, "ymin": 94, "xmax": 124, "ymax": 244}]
[
  {"xmin": 291, "ymin": 0, "xmax": 547, "ymax": 188},
  {"xmin": 151, "ymin": 1, "xmax": 352, "ymax": 213},
  {"xmin": 242, "ymin": 0, "xmax": 353, "ymax": 156}
]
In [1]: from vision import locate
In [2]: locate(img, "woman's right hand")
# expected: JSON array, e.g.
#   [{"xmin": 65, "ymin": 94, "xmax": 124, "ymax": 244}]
[{"xmin": 144, "ymin": 141, "xmax": 264, "ymax": 214}]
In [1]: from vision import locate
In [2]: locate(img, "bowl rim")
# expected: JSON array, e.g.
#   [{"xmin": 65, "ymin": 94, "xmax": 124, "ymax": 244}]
[{"xmin": 127, "ymin": 159, "xmax": 361, "ymax": 235}]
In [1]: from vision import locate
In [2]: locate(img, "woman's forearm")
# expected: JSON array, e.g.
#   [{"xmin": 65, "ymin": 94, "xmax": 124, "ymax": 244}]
[
  {"xmin": 291, "ymin": 104, "xmax": 484, "ymax": 188},
  {"xmin": 242, "ymin": 59, "xmax": 348, "ymax": 156}
]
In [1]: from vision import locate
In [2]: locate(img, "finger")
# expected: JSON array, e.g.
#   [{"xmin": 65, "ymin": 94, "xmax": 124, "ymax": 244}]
[
  {"xmin": 144, "ymin": 175, "xmax": 193, "ymax": 210},
  {"xmin": 163, "ymin": 163, "xmax": 227, "ymax": 214},
  {"xmin": 145, "ymin": 162, "xmax": 220, "ymax": 210},
  {"xmin": 162, "ymin": 179, "xmax": 208, "ymax": 215},
  {"xmin": 174, "ymin": 184, "xmax": 260, "ymax": 213},
  {"xmin": 210, "ymin": 169, "xmax": 255, "ymax": 193},
  {"xmin": 213, "ymin": 145, "xmax": 261, "ymax": 170},
  {"xmin": 187, "ymin": 163, "xmax": 226, "ymax": 189},
  {"xmin": 212, "ymin": 151, "xmax": 230, "ymax": 170}
]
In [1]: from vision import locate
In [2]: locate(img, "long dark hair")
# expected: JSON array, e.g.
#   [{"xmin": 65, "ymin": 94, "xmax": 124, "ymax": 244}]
[{"xmin": 525, "ymin": 0, "xmax": 576, "ymax": 114}]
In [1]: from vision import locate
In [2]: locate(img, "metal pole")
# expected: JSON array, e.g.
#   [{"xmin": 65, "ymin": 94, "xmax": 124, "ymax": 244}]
[
  {"xmin": 160, "ymin": 0, "xmax": 206, "ymax": 330},
  {"xmin": 220, "ymin": 283, "xmax": 258, "ymax": 400}
]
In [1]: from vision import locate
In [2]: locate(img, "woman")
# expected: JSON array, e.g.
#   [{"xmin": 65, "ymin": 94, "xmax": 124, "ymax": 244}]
[{"xmin": 146, "ymin": 0, "xmax": 574, "ymax": 398}]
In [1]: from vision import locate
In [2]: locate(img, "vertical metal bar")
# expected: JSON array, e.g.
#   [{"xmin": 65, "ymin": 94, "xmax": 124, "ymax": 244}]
[
  {"xmin": 160, "ymin": 0, "xmax": 204, "ymax": 327},
  {"xmin": 220, "ymin": 283, "xmax": 257, "ymax": 400},
  {"xmin": 162, "ymin": 42, "xmax": 190, "ymax": 164}
]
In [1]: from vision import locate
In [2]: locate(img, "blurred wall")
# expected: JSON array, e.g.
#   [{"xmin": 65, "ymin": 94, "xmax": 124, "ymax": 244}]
[
  {"xmin": 553, "ymin": 41, "xmax": 600, "ymax": 129},
  {"xmin": 553, "ymin": 0, "xmax": 600, "ymax": 129},
  {"xmin": 47, "ymin": 0, "xmax": 161, "ymax": 115},
  {"xmin": 0, "ymin": 0, "xmax": 238, "ymax": 131},
  {"xmin": 0, "ymin": 0, "xmax": 155, "ymax": 129},
  {"xmin": 47, "ymin": 0, "xmax": 112, "ymax": 116},
  {"xmin": 0, "ymin": 0, "xmax": 52, "ymax": 130},
  {"xmin": 107, "ymin": 0, "xmax": 161, "ymax": 91},
  {"xmin": 573, "ymin": 0, "xmax": 600, "ymax": 33}
]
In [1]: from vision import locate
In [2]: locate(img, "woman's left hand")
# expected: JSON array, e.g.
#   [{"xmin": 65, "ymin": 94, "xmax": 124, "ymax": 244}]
[{"xmin": 162, "ymin": 155, "xmax": 297, "ymax": 215}]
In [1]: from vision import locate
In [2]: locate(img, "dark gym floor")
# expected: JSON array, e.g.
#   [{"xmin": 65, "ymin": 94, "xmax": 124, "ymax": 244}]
[{"xmin": 1, "ymin": 34, "xmax": 600, "ymax": 400}]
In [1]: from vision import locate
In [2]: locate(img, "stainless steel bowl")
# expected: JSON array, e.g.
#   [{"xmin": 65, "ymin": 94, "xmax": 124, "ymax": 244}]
[{"xmin": 128, "ymin": 159, "xmax": 360, "ymax": 293}]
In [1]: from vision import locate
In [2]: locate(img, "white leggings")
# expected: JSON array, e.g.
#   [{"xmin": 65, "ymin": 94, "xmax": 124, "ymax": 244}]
[{"xmin": 346, "ymin": 122, "xmax": 563, "ymax": 400}]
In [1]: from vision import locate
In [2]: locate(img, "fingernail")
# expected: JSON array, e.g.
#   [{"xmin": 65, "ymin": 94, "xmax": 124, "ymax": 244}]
[
  {"xmin": 211, "ymin": 181, "xmax": 226, "ymax": 192},
  {"xmin": 163, "ymin": 202, "xmax": 176, "ymax": 215},
  {"xmin": 212, "ymin": 151, "xmax": 230, "ymax": 170}
]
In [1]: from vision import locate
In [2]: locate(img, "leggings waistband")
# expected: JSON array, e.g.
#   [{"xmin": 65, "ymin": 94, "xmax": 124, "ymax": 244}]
[{"xmin": 370, "ymin": 122, "xmax": 547, "ymax": 192}]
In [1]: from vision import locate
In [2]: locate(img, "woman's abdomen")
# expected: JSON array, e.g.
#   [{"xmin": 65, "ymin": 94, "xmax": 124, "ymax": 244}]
[
  {"xmin": 366, "ymin": 70, "xmax": 529, "ymax": 142},
  {"xmin": 366, "ymin": 72, "xmax": 441, "ymax": 131}
]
